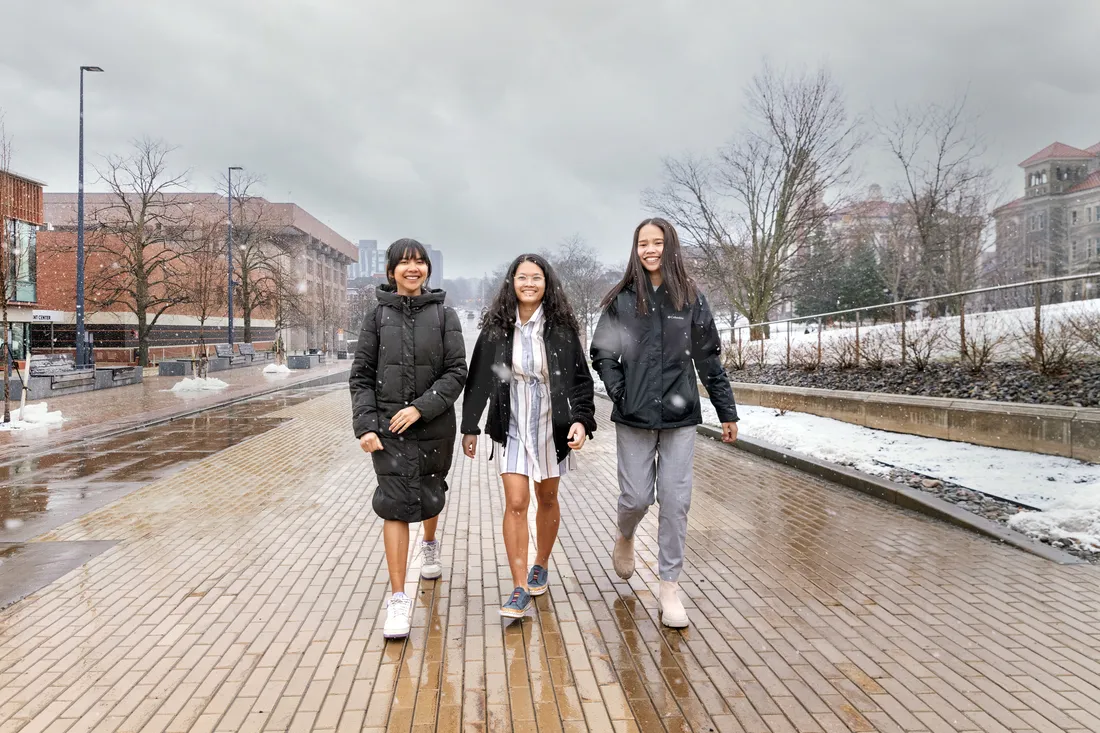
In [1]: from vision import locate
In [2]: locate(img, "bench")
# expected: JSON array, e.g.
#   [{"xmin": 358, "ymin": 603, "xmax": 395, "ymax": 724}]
[
  {"xmin": 236, "ymin": 342, "xmax": 271, "ymax": 363},
  {"xmin": 215, "ymin": 344, "xmax": 249, "ymax": 368},
  {"xmin": 29, "ymin": 354, "xmax": 78, "ymax": 378},
  {"xmin": 27, "ymin": 355, "xmax": 97, "ymax": 399}
]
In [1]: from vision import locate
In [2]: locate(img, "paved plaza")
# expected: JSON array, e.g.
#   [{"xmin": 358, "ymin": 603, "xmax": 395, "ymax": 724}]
[{"xmin": 0, "ymin": 386, "xmax": 1099, "ymax": 732}]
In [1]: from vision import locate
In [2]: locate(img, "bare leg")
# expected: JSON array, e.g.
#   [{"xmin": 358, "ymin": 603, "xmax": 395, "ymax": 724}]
[
  {"xmin": 383, "ymin": 520, "xmax": 409, "ymax": 594},
  {"xmin": 501, "ymin": 473, "xmax": 532, "ymax": 589},
  {"xmin": 532, "ymin": 477, "xmax": 561, "ymax": 568},
  {"xmin": 422, "ymin": 515, "xmax": 439, "ymax": 543}
]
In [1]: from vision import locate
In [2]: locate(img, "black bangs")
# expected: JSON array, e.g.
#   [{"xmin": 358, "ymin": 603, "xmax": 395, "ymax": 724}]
[{"xmin": 385, "ymin": 238, "xmax": 433, "ymax": 283}]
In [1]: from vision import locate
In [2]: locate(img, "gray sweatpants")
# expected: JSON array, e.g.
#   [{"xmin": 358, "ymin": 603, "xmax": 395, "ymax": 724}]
[{"xmin": 615, "ymin": 423, "xmax": 696, "ymax": 581}]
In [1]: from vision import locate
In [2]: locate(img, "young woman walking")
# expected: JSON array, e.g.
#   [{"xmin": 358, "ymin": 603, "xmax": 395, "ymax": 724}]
[
  {"xmin": 590, "ymin": 218, "xmax": 739, "ymax": 628},
  {"xmin": 462, "ymin": 254, "xmax": 596, "ymax": 618},
  {"xmin": 349, "ymin": 239, "xmax": 467, "ymax": 639}
]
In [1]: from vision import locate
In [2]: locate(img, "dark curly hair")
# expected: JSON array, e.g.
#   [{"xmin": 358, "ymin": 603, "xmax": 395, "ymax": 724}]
[{"xmin": 480, "ymin": 254, "xmax": 580, "ymax": 339}]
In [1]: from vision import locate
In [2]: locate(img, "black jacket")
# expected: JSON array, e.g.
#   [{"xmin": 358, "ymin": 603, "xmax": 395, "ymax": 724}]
[
  {"xmin": 349, "ymin": 286, "xmax": 467, "ymax": 522},
  {"xmin": 590, "ymin": 284, "xmax": 738, "ymax": 429},
  {"xmin": 461, "ymin": 319, "xmax": 596, "ymax": 464}
]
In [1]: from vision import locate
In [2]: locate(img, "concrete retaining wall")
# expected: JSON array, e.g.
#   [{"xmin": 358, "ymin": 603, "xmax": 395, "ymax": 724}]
[{"xmin": 729, "ymin": 381, "xmax": 1100, "ymax": 463}]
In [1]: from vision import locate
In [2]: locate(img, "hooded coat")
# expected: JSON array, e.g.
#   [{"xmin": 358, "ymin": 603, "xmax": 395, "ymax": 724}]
[
  {"xmin": 349, "ymin": 285, "xmax": 467, "ymax": 522},
  {"xmin": 590, "ymin": 284, "xmax": 738, "ymax": 429}
]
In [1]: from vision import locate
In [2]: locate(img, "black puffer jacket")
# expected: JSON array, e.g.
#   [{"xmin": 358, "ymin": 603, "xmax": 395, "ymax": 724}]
[
  {"xmin": 349, "ymin": 286, "xmax": 467, "ymax": 522},
  {"xmin": 591, "ymin": 284, "xmax": 738, "ymax": 429},
  {"xmin": 461, "ymin": 320, "xmax": 596, "ymax": 463}
]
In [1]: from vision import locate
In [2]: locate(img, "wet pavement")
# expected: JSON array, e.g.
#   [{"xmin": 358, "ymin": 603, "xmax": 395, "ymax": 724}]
[
  {"xmin": 0, "ymin": 361, "xmax": 351, "ymax": 461},
  {"xmin": 0, "ymin": 391, "xmax": 1098, "ymax": 732},
  {"xmin": 0, "ymin": 387, "xmax": 336, "ymax": 611}
]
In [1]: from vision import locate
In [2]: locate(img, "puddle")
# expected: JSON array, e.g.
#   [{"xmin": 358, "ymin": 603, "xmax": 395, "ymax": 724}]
[{"xmin": 0, "ymin": 386, "xmax": 336, "ymax": 544}]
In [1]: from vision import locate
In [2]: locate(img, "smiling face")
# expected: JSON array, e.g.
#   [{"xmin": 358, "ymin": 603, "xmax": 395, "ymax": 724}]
[
  {"xmin": 636, "ymin": 223, "xmax": 665, "ymax": 279},
  {"xmin": 392, "ymin": 251, "xmax": 427, "ymax": 296},
  {"xmin": 513, "ymin": 259, "xmax": 546, "ymax": 309}
]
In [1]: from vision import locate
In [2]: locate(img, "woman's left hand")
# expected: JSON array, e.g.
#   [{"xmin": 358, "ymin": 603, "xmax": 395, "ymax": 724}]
[
  {"xmin": 389, "ymin": 406, "xmax": 422, "ymax": 434},
  {"xmin": 721, "ymin": 422, "xmax": 738, "ymax": 443},
  {"xmin": 567, "ymin": 422, "xmax": 587, "ymax": 450}
]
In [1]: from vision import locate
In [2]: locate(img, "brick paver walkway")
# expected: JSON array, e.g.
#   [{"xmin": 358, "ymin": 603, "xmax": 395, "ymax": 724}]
[{"xmin": 0, "ymin": 389, "xmax": 1098, "ymax": 732}]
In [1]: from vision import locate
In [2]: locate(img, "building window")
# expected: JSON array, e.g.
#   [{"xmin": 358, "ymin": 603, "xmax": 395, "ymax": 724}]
[
  {"xmin": 5, "ymin": 219, "xmax": 37, "ymax": 303},
  {"xmin": 1072, "ymin": 240, "xmax": 1079, "ymax": 261},
  {"xmin": 1095, "ymin": 205, "xmax": 1100, "ymax": 222},
  {"xmin": 1039, "ymin": 213, "xmax": 1046, "ymax": 230},
  {"xmin": 1072, "ymin": 210, "xmax": 1079, "ymax": 225}
]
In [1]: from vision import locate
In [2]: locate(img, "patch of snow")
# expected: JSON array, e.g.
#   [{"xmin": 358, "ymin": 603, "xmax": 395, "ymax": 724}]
[
  {"xmin": 1008, "ymin": 497, "xmax": 1100, "ymax": 552},
  {"xmin": 699, "ymin": 397, "xmax": 1099, "ymax": 509},
  {"xmin": 0, "ymin": 402, "xmax": 65, "ymax": 432},
  {"xmin": 170, "ymin": 377, "xmax": 230, "ymax": 393},
  {"xmin": 264, "ymin": 364, "xmax": 291, "ymax": 375}
]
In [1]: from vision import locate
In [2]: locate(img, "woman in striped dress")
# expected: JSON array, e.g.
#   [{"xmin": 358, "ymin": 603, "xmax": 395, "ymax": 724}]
[{"xmin": 462, "ymin": 254, "xmax": 596, "ymax": 618}]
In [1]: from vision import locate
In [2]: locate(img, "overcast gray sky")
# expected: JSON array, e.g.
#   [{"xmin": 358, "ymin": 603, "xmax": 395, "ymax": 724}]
[{"xmin": 2, "ymin": 1, "xmax": 1098, "ymax": 277}]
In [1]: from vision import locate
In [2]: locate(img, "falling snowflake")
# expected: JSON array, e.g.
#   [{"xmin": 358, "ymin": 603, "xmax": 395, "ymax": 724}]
[{"xmin": 669, "ymin": 394, "xmax": 687, "ymax": 409}]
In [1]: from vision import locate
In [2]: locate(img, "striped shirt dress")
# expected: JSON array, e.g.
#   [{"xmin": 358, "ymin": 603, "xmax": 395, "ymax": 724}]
[{"xmin": 496, "ymin": 305, "xmax": 575, "ymax": 481}]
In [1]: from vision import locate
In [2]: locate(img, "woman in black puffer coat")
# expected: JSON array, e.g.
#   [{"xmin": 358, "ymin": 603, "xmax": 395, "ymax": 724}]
[{"xmin": 349, "ymin": 239, "xmax": 467, "ymax": 639}]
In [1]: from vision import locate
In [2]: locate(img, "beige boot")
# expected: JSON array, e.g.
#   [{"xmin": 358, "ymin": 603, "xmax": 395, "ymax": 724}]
[
  {"xmin": 613, "ymin": 535, "xmax": 635, "ymax": 580},
  {"xmin": 658, "ymin": 581, "xmax": 689, "ymax": 628}
]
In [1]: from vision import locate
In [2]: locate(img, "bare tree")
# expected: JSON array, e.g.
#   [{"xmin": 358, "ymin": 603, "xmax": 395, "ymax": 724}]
[
  {"xmin": 221, "ymin": 171, "xmax": 282, "ymax": 343},
  {"xmin": 547, "ymin": 234, "xmax": 609, "ymax": 345},
  {"xmin": 188, "ymin": 220, "xmax": 227, "ymax": 351},
  {"xmin": 347, "ymin": 277, "xmax": 381, "ymax": 337},
  {"xmin": 85, "ymin": 138, "xmax": 195, "ymax": 366},
  {"xmin": 0, "ymin": 112, "xmax": 15, "ymax": 422},
  {"xmin": 878, "ymin": 95, "xmax": 994, "ymax": 301},
  {"xmin": 262, "ymin": 245, "xmax": 307, "ymax": 364},
  {"xmin": 646, "ymin": 62, "xmax": 862, "ymax": 339}
]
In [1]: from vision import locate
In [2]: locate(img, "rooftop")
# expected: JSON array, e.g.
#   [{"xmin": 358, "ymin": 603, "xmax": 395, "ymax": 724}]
[
  {"xmin": 43, "ymin": 192, "xmax": 357, "ymax": 261},
  {"xmin": 1018, "ymin": 142, "xmax": 1096, "ymax": 167}
]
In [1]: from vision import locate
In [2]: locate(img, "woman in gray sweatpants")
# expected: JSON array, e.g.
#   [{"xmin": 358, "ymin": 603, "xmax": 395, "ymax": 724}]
[{"xmin": 590, "ymin": 217, "xmax": 740, "ymax": 628}]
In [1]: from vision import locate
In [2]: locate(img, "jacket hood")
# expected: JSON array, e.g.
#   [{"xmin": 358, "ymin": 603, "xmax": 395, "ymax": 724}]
[{"xmin": 376, "ymin": 284, "xmax": 447, "ymax": 306}]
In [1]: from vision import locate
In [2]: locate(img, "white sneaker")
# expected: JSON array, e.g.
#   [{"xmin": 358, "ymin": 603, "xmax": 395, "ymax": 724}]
[
  {"xmin": 658, "ymin": 581, "xmax": 689, "ymax": 628},
  {"xmin": 420, "ymin": 540, "xmax": 442, "ymax": 580},
  {"xmin": 383, "ymin": 593, "xmax": 412, "ymax": 639}
]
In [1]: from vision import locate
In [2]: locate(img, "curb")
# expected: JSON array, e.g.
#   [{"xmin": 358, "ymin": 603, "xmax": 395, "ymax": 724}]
[
  {"xmin": 2, "ymin": 368, "xmax": 351, "ymax": 465},
  {"xmin": 593, "ymin": 393, "xmax": 1083, "ymax": 565}
]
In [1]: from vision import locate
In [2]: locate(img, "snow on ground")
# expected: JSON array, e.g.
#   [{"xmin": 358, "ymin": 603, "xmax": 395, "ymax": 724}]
[
  {"xmin": 170, "ymin": 377, "xmax": 230, "ymax": 392},
  {"xmin": 591, "ymin": 371, "xmax": 1100, "ymax": 550},
  {"xmin": 263, "ymin": 364, "xmax": 291, "ymax": 375},
  {"xmin": 0, "ymin": 402, "xmax": 65, "ymax": 432},
  {"xmin": 719, "ymin": 296, "xmax": 1100, "ymax": 364}
]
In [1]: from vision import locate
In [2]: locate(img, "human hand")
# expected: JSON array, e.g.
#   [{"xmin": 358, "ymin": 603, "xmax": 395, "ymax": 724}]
[
  {"xmin": 389, "ymin": 406, "xmax": 421, "ymax": 434},
  {"xmin": 721, "ymin": 422, "xmax": 738, "ymax": 443},
  {"xmin": 462, "ymin": 434, "xmax": 478, "ymax": 459},
  {"xmin": 360, "ymin": 432, "xmax": 383, "ymax": 453},
  {"xmin": 567, "ymin": 422, "xmax": 587, "ymax": 450}
]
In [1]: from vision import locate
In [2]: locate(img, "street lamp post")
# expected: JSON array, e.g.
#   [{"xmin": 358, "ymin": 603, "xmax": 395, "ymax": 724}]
[
  {"xmin": 76, "ymin": 65, "xmax": 103, "ymax": 368},
  {"xmin": 227, "ymin": 166, "xmax": 243, "ymax": 345}
]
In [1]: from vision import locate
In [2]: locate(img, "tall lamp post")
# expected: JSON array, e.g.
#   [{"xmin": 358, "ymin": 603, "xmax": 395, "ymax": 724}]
[
  {"xmin": 227, "ymin": 166, "xmax": 242, "ymax": 345},
  {"xmin": 76, "ymin": 65, "xmax": 104, "ymax": 368}
]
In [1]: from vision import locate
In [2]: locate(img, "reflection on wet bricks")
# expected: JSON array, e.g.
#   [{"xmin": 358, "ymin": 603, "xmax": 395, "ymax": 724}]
[
  {"xmin": 0, "ymin": 541, "xmax": 117, "ymax": 610},
  {"xmin": 0, "ymin": 387, "xmax": 336, "ymax": 614}
]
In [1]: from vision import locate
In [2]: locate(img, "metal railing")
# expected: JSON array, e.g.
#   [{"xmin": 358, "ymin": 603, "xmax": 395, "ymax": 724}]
[{"xmin": 727, "ymin": 271, "xmax": 1100, "ymax": 369}]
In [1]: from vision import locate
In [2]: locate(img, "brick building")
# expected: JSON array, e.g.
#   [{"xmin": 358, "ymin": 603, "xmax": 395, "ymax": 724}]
[
  {"xmin": 992, "ymin": 141, "xmax": 1100, "ymax": 301},
  {"xmin": 1, "ymin": 168, "xmax": 45, "ymax": 362},
  {"xmin": 39, "ymin": 193, "xmax": 357, "ymax": 363}
]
